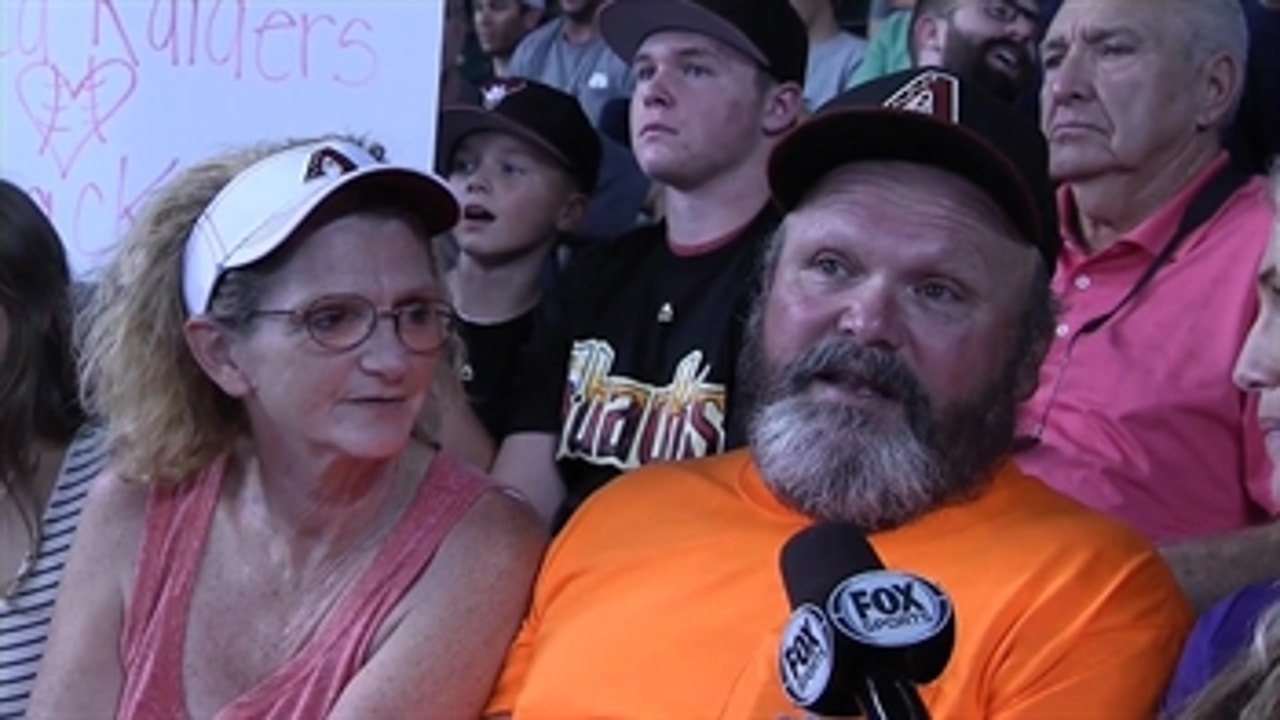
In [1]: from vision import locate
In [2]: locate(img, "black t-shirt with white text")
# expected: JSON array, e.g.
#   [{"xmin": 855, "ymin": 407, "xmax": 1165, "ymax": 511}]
[{"xmin": 519, "ymin": 204, "xmax": 781, "ymax": 516}]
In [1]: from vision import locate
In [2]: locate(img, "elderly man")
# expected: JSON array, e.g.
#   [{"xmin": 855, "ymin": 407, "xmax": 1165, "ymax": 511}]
[
  {"xmin": 1019, "ymin": 0, "xmax": 1279, "ymax": 610},
  {"xmin": 483, "ymin": 68, "xmax": 1191, "ymax": 719}
]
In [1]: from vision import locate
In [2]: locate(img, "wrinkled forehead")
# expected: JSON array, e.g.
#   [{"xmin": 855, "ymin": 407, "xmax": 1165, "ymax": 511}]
[{"xmin": 1045, "ymin": 0, "xmax": 1166, "ymax": 44}]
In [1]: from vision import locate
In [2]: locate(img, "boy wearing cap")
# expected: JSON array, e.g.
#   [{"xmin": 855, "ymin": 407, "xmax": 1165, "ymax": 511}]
[
  {"xmin": 482, "ymin": 68, "xmax": 1189, "ymax": 720},
  {"xmin": 439, "ymin": 78, "xmax": 601, "ymax": 445},
  {"xmin": 490, "ymin": 0, "xmax": 809, "ymax": 525}
]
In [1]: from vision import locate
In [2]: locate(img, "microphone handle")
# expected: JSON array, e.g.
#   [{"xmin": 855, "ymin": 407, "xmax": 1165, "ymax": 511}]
[{"xmin": 853, "ymin": 676, "xmax": 931, "ymax": 720}]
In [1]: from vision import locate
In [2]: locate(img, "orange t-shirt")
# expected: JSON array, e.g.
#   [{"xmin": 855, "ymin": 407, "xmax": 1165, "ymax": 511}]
[{"xmin": 487, "ymin": 450, "xmax": 1192, "ymax": 719}]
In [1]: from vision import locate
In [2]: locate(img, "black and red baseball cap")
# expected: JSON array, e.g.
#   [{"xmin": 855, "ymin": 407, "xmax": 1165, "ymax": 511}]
[
  {"xmin": 438, "ymin": 78, "xmax": 602, "ymax": 192},
  {"xmin": 599, "ymin": 0, "xmax": 808, "ymax": 86},
  {"xmin": 769, "ymin": 68, "xmax": 1060, "ymax": 269}
]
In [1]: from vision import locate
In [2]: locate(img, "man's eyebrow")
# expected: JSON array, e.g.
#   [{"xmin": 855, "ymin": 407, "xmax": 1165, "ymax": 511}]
[{"xmin": 1080, "ymin": 26, "xmax": 1142, "ymax": 44}]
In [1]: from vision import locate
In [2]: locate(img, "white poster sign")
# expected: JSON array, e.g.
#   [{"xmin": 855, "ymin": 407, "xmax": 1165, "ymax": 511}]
[{"xmin": 1, "ymin": 0, "xmax": 444, "ymax": 276}]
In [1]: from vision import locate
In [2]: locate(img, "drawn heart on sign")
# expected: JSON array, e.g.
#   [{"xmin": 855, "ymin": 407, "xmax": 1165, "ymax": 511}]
[{"xmin": 16, "ymin": 58, "xmax": 139, "ymax": 179}]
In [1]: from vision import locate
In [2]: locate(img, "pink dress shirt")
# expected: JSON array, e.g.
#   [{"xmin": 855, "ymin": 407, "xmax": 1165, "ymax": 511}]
[{"xmin": 1017, "ymin": 155, "xmax": 1277, "ymax": 543}]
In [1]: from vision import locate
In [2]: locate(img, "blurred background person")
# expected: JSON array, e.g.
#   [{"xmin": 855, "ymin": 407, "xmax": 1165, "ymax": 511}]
[
  {"xmin": 442, "ymin": 0, "xmax": 482, "ymax": 106},
  {"xmin": 473, "ymin": 0, "xmax": 546, "ymax": 81},
  {"xmin": 852, "ymin": 0, "xmax": 915, "ymax": 83},
  {"xmin": 0, "ymin": 179, "xmax": 107, "ymax": 718},
  {"xmin": 910, "ymin": 0, "xmax": 1043, "ymax": 103},
  {"xmin": 791, "ymin": 0, "xmax": 868, "ymax": 112}
]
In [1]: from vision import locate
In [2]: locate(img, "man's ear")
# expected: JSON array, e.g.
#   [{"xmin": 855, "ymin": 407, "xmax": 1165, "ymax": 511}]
[
  {"xmin": 912, "ymin": 13, "xmax": 946, "ymax": 67},
  {"xmin": 1195, "ymin": 50, "xmax": 1241, "ymax": 132},
  {"xmin": 762, "ymin": 81, "xmax": 804, "ymax": 137},
  {"xmin": 554, "ymin": 190, "xmax": 590, "ymax": 233},
  {"xmin": 184, "ymin": 317, "xmax": 254, "ymax": 398}
]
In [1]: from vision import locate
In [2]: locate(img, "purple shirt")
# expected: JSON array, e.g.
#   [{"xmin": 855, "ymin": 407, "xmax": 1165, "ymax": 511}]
[
  {"xmin": 1017, "ymin": 155, "xmax": 1278, "ymax": 542},
  {"xmin": 1163, "ymin": 581, "xmax": 1280, "ymax": 715}
]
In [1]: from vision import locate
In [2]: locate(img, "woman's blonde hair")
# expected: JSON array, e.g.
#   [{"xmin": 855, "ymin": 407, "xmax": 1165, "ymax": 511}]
[{"xmin": 78, "ymin": 134, "xmax": 454, "ymax": 484}]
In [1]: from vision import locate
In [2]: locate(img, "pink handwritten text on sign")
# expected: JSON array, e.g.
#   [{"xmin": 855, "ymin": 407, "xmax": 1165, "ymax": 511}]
[{"xmin": 2, "ymin": 0, "xmax": 384, "ymax": 272}]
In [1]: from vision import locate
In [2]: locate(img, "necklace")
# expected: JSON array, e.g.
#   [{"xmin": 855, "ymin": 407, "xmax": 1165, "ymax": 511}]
[
  {"xmin": 0, "ymin": 474, "xmax": 42, "ymax": 611},
  {"xmin": 0, "ymin": 549, "xmax": 37, "ymax": 610}
]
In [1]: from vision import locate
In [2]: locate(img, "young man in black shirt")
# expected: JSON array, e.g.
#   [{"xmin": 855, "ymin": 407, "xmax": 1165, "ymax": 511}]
[{"xmin": 491, "ymin": 0, "xmax": 809, "ymax": 524}]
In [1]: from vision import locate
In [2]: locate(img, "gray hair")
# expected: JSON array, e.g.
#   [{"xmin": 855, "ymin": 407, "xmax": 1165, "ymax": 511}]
[{"xmin": 1175, "ymin": 0, "xmax": 1250, "ymax": 125}]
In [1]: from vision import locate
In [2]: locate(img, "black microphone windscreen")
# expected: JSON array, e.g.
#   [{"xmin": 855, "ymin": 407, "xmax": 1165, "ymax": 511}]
[
  {"xmin": 780, "ymin": 522, "xmax": 883, "ymax": 609},
  {"xmin": 779, "ymin": 522, "xmax": 957, "ymax": 686}
]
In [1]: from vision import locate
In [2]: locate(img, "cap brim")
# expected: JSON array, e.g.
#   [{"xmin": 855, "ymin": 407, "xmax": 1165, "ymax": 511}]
[
  {"xmin": 769, "ymin": 109, "xmax": 1040, "ymax": 247},
  {"xmin": 438, "ymin": 106, "xmax": 574, "ymax": 173},
  {"xmin": 599, "ymin": 0, "xmax": 767, "ymax": 68},
  {"xmin": 223, "ymin": 166, "xmax": 459, "ymax": 276}
]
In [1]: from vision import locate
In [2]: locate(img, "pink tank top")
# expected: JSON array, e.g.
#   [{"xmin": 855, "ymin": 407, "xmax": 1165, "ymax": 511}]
[{"xmin": 117, "ymin": 452, "xmax": 490, "ymax": 720}]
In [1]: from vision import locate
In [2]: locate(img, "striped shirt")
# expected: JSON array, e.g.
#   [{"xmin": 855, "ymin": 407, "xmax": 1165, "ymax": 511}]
[{"xmin": 0, "ymin": 424, "xmax": 107, "ymax": 718}]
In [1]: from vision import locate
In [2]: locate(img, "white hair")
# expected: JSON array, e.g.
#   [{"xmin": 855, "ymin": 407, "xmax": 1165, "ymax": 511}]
[{"xmin": 1175, "ymin": 0, "xmax": 1250, "ymax": 123}]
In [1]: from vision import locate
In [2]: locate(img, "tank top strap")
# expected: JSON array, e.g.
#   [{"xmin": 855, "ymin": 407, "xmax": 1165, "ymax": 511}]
[{"xmin": 118, "ymin": 456, "xmax": 230, "ymax": 720}]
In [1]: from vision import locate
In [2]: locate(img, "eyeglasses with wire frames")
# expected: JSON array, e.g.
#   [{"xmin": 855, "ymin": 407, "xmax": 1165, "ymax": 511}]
[{"xmin": 248, "ymin": 294, "xmax": 456, "ymax": 354}]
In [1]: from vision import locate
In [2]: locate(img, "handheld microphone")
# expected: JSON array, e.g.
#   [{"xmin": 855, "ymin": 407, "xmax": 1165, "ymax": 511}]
[{"xmin": 778, "ymin": 523, "xmax": 955, "ymax": 719}]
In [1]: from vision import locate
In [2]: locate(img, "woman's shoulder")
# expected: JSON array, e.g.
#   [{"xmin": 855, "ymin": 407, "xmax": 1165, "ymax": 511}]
[
  {"xmin": 431, "ymin": 453, "xmax": 548, "ymax": 573},
  {"xmin": 77, "ymin": 465, "xmax": 152, "ymax": 551}
]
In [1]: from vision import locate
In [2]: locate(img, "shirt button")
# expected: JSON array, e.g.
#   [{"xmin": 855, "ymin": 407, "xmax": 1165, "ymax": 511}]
[
  {"xmin": 1074, "ymin": 275, "xmax": 1092, "ymax": 290},
  {"xmin": 1055, "ymin": 323, "xmax": 1071, "ymax": 338}
]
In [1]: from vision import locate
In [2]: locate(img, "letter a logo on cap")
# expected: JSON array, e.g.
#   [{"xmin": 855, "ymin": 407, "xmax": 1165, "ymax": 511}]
[
  {"xmin": 882, "ymin": 70, "xmax": 960, "ymax": 124},
  {"xmin": 304, "ymin": 146, "xmax": 358, "ymax": 182}
]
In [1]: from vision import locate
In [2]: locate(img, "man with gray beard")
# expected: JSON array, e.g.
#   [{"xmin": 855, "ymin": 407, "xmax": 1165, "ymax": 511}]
[
  {"xmin": 741, "ymin": 331, "xmax": 1028, "ymax": 532},
  {"xmin": 483, "ymin": 68, "xmax": 1190, "ymax": 719}
]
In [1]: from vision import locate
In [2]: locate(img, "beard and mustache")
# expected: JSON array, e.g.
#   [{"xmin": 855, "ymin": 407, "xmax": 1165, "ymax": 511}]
[
  {"xmin": 741, "ymin": 329, "xmax": 1025, "ymax": 534},
  {"xmin": 941, "ymin": 26, "xmax": 1035, "ymax": 103}
]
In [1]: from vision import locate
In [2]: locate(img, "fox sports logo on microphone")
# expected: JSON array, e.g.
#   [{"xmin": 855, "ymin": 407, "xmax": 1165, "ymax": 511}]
[
  {"xmin": 779, "ymin": 603, "xmax": 835, "ymax": 708},
  {"xmin": 827, "ymin": 570, "xmax": 952, "ymax": 647}
]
